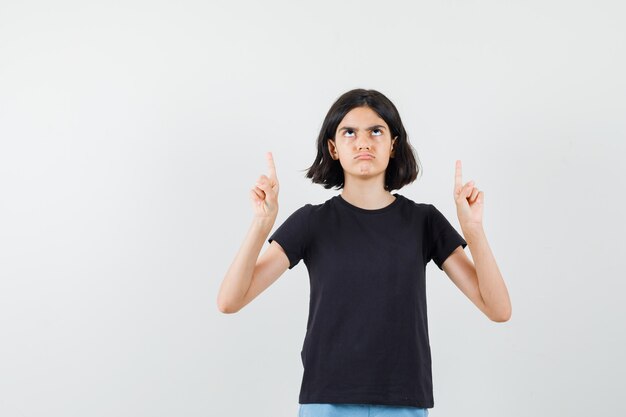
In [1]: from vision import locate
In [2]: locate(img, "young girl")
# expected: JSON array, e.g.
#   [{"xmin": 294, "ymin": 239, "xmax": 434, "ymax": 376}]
[{"xmin": 217, "ymin": 89, "xmax": 511, "ymax": 417}]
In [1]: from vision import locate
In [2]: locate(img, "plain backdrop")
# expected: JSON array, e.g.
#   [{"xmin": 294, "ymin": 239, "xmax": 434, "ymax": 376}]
[{"xmin": 1, "ymin": 1, "xmax": 624, "ymax": 416}]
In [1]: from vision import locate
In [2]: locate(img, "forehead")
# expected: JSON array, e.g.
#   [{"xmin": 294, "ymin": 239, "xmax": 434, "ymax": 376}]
[{"xmin": 338, "ymin": 106, "xmax": 388, "ymax": 128}]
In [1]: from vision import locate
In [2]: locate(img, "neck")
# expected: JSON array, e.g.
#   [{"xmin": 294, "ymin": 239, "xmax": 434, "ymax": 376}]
[{"xmin": 340, "ymin": 177, "xmax": 395, "ymax": 210}]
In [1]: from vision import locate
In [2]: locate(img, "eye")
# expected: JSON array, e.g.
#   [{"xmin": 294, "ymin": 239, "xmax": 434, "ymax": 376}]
[
  {"xmin": 344, "ymin": 129, "xmax": 355, "ymax": 137},
  {"xmin": 372, "ymin": 129, "xmax": 382, "ymax": 136}
]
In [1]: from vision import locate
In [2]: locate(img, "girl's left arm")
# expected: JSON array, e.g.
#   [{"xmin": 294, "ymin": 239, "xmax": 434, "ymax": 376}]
[{"xmin": 444, "ymin": 160, "xmax": 512, "ymax": 322}]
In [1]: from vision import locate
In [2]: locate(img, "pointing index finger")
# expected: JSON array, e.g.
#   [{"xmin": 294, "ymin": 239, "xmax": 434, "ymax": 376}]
[
  {"xmin": 455, "ymin": 160, "xmax": 462, "ymax": 189},
  {"xmin": 266, "ymin": 151, "xmax": 277, "ymax": 180}
]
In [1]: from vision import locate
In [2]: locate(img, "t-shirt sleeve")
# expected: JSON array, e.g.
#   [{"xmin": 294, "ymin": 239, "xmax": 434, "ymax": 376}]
[
  {"xmin": 267, "ymin": 204, "xmax": 312, "ymax": 270},
  {"xmin": 427, "ymin": 204, "xmax": 467, "ymax": 271}
]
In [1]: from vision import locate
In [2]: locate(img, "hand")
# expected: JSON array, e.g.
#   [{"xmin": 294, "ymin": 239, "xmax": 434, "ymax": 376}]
[
  {"xmin": 454, "ymin": 160, "xmax": 484, "ymax": 228},
  {"xmin": 250, "ymin": 151, "xmax": 280, "ymax": 220}
]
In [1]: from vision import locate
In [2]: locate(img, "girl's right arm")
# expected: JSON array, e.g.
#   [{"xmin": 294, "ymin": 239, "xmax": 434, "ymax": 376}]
[{"xmin": 216, "ymin": 152, "xmax": 289, "ymax": 313}]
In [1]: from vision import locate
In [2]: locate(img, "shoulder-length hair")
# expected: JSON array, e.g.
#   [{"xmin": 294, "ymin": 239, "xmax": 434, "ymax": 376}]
[{"xmin": 304, "ymin": 88, "xmax": 420, "ymax": 191}]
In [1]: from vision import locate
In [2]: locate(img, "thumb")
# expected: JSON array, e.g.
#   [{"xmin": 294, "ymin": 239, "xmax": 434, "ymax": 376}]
[
  {"xmin": 256, "ymin": 178, "xmax": 277, "ymax": 201},
  {"xmin": 461, "ymin": 181, "xmax": 474, "ymax": 198},
  {"xmin": 456, "ymin": 181, "xmax": 472, "ymax": 203}
]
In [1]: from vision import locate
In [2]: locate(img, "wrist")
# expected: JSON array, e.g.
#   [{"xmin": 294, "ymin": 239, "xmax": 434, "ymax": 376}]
[
  {"xmin": 461, "ymin": 222, "xmax": 484, "ymax": 238},
  {"xmin": 252, "ymin": 216, "xmax": 275, "ymax": 231}
]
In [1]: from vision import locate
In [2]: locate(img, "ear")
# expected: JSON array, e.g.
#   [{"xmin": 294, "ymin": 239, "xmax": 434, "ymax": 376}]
[
  {"xmin": 327, "ymin": 139, "xmax": 338, "ymax": 160},
  {"xmin": 390, "ymin": 136, "xmax": 398, "ymax": 158}
]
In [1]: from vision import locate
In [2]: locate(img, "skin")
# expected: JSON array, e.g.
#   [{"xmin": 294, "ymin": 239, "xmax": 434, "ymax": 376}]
[
  {"xmin": 327, "ymin": 106, "xmax": 398, "ymax": 209},
  {"xmin": 250, "ymin": 152, "xmax": 279, "ymax": 220},
  {"xmin": 445, "ymin": 160, "xmax": 512, "ymax": 322}
]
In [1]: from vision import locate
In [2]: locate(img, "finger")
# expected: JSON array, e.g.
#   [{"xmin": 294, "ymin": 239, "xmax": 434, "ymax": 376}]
[
  {"xmin": 258, "ymin": 174, "xmax": 279, "ymax": 198},
  {"xmin": 469, "ymin": 186, "xmax": 479, "ymax": 202},
  {"xmin": 250, "ymin": 189, "xmax": 264, "ymax": 205},
  {"xmin": 255, "ymin": 180, "xmax": 274, "ymax": 200},
  {"xmin": 256, "ymin": 176, "xmax": 273, "ymax": 192},
  {"xmin": 252, "ymin": 186, "xmax": 265, "ymax": 200},
  {"xmin": 455, "ymin": 160, "xmax": 463, "ymax": 191},
  {"xmin": 456, "ymin": 182, "xmax": 469, "ymax": 202},
  {"xmin": 463, "ymin": 181, "xmax": 475, "ymax": 198},
  {"xmin": 255, "ymin": 180, "xmax": 268, "ymax": 192},
  {"xmin": 266, "ymin": 152, "xmax": 277, "ymax": 181},
  {"xmin": 258, "ymin": 174, "xmax": 277, "ymax": 186}
]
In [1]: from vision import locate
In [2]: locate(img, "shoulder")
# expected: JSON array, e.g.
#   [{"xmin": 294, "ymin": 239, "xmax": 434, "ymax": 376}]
[
  {"xmin": 394, "ymin": 193, "xmax": 431, "ymax": 217},
  {"xmin": 400, "ymin": 195, "xmax": 447, "ymax": 221},
  {"xmin": 299, "ymin": 198, "xmax": 328, "ymax": 214},
  {"xmin": 282, "ymin": 198, "xmax": 328, "ymax": 222},
  {"xmin": 301, "ymin": 195, "xmax": 338, "ymax": 216}
]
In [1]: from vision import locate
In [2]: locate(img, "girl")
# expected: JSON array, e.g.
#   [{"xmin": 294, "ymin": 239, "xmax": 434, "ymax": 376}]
[{"xmin": 217, "ymin": 89, "xmax": 511, "ymax": 417}]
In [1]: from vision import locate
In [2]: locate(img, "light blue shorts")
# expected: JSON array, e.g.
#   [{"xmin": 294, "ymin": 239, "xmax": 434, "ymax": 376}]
[{"xmin": 298, "ymin": 403, "xmax": 429, "ymax": 417}]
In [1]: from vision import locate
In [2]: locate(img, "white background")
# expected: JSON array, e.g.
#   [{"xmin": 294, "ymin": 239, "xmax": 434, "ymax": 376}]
[{"xmin": 1, "ymin": 1, "xmax": 624, "ymax": 416}]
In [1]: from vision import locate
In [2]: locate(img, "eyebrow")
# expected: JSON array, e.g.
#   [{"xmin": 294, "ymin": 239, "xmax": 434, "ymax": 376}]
[{"xmin": 338, "ymin": 125, "xmax": 386, "ymax": 132}]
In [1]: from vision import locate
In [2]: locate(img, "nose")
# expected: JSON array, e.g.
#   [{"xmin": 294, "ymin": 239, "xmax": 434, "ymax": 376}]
[{"xmin": 355, "ymin": 133, "xmax": 371, "ymax": 150}]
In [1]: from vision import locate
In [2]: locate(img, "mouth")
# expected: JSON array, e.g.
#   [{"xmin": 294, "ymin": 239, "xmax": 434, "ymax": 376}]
[{"xmin": 354, "ymin": 153, "xmax": 375, "ymax": 160}]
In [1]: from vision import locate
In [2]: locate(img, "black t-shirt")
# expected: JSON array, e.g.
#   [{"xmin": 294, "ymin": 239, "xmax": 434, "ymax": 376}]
[{"xmin": 267, "ymin": 193, "xmax": 467, "ymax": 408}]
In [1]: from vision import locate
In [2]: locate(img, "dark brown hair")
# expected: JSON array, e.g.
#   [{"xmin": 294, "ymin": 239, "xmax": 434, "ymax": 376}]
[{"xmin": 303, "ymin": 88, "xmax": 420, "ymax": 191}]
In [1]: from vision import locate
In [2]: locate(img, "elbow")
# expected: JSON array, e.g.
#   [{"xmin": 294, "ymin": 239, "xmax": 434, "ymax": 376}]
[
  {"xmin": 217, "ymin": 302, "xmax": 231, "ymax": 314},
  {"xmin": 489, "ymin": 306, "xmax": 512, "ymax": 323},
  {"xmin": 217, "ymin": 296, "xmax": 241, "ymax": 315},
  {"xmin": 217, "ymin": 302, "xmax": 239, "ymax": 314},
  {"xmin": 218, "ymin": 306, "xmax": 236, "ymax": 314},
  {"xmin": 490, "ymin": 314, "xmax": 510, "ymax": 323}
]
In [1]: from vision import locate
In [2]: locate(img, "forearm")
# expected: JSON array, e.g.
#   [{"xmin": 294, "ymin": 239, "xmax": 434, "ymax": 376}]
[
  {"xmin": 462, "ymin": 225, "xmax": 512, "ymax": 321},
  {"xmin": 217, "ymin": 217, "xmax": 275, "ymax": 313}
]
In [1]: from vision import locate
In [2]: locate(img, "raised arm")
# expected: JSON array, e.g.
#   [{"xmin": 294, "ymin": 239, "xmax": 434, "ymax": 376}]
[
  {"xmin": 216, "ymin": 151, "xmax": 288, "ymax": 313},
  {"xmin": 446, "ymin": 160, "xmax": 511, "ymax": 322}
]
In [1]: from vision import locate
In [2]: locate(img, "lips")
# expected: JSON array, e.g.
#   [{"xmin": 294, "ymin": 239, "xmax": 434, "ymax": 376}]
[{"xmin": 354, "ymin": 153, "xmax": 375, "ymax": 159}]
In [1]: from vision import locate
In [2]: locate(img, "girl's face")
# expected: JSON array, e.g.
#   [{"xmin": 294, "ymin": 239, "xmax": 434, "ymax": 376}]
[{"xmin": 327, "ymin": 106, "xmax": 397, "ymax": 183}]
